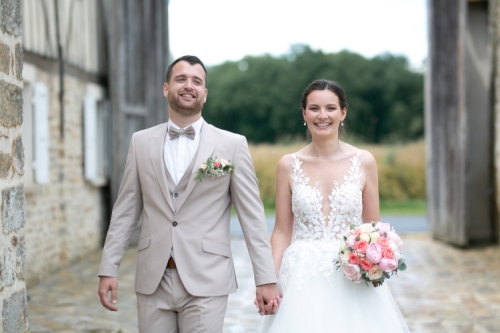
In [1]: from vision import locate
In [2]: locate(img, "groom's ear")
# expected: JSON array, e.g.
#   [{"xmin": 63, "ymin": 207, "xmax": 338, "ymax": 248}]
[{"xmin": 163, "ymin": 82, "xmax": 169, "ymax": 98}]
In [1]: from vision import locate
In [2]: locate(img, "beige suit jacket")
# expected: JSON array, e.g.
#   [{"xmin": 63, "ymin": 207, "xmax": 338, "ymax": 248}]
[{"xmin": 99, "ymin": 121, "xmax": 276, "ymax": 296}]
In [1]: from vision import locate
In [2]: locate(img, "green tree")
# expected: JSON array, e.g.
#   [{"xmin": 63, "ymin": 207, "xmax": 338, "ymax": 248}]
[{"xmin": 202, "ymin": 46, "xmax": 424, "ymax": 144}]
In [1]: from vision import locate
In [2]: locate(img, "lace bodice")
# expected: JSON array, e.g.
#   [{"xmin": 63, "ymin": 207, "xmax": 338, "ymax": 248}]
[
  {"xmin": 278, "ymin": 151, "xmax": 364, "ymax": 292},
  {"xmin": 290, "ymin": 151, "xmax": 363, "ymax": 244}
]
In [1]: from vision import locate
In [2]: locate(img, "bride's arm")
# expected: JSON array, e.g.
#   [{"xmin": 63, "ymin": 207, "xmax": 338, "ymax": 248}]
[
  {"xmin": 361, "ymin": 150, "xmax": 381, "ymax": 222},
  {"xmin": 270, "ymin": 155, "xmax": 294, "ymax": 276}
]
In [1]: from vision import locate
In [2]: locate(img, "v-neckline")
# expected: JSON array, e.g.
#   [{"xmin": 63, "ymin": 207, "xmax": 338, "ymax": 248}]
[{"xmin": 292, "ymin": 152, "xmax": 361, "ymax": 228}]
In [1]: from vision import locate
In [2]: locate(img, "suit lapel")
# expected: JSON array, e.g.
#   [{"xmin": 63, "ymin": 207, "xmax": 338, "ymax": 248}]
[
  {"xmin": 175, "ymin": 121, "xmax": 217, "ymax": 211},
  {"xmin": 149, "ymin": 123, "xmax": 175, "ymax": 212}
]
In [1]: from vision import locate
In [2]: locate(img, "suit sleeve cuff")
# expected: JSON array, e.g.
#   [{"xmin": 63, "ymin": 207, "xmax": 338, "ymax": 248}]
[
  {"xmin": 98, "ymin": 263, "xmax": 119, "ymax": 278},
  {"xmin": 255, "ymin": 275, "xmax": 278, "ymax": 287}
]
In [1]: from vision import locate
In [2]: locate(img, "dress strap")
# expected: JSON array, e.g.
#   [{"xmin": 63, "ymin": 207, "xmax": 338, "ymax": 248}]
[
  {"xmin": 346, "ymin": 150, "xmax": 363, "ymax": 186},
  {"xmin": 290, "ymin": 153, "xmax": 307, "ymax": 186}
]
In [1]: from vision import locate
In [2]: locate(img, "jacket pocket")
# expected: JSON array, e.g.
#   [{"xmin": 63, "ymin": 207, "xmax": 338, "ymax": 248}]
[
  {"xmin": 137, "ymin": 236, "xmax": 151, "ymax": 251},
  {"xmin": 202, "ymin": 239, "xmax": 231, "ymax": 257}
]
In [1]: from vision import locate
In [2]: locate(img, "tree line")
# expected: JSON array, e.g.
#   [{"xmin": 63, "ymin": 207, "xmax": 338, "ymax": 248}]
[{"xmin": 201, "ymin": 45, "xmax": 424, "ymax": 144}]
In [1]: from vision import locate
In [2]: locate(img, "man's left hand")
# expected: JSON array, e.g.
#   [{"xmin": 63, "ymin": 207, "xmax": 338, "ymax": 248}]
[{"xmin": 254, "ymin": 283, "xmax": 282, "ymax": 316}]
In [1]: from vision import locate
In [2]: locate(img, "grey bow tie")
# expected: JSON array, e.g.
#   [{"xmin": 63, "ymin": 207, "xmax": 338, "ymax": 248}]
[{"xmin": 169, "ymin": 125, "xmax": 196, "ymax": 140}]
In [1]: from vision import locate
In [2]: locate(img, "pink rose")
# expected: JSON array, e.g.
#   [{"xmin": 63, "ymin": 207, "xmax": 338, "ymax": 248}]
[
  {"xmin": 376, "ymin": 222, "xmax": 392, "ymax": 236},
  {"xmin": 367, "ymin": 265, "xmax": 384, "ymax": 280},
  {"xmin": 354, "ymin": 240, "xmax": 368, "ymax": 253},
  {"xmin": 360, "ymin": 259, "xmax": 374, "ymax": 271},
  {"xmin": 382, "ymin": 247, "xmax": 394, "ymax": 259},
  {"xmin": 377, "ymin": 237, "xmax": 390, "ymax": 248},
  {"xmin": 387, "ymin": 231, "xmax": 403, "ymax": 249},
  {"xmin": 213, "ymin": 161, "xmax": 221, "ymax": 168},
  {"xmin": 348, "ymin": 252, "xmax": 361, "ymax": 265},
  {"xmin": 342, "ymin": 263, "xmax": 362, "ymax": 283},
  {"xmin": 346, "ymin": 234, "xmax": 357, "ymax": 248},
  {"xmin": 379, "ymin": 258, "xmax": 398, "ymax": 272},
  {"xmin": 365, "ymin": 243, "xmax": 382, "ymax": 264},
  {"xmin": 200, "ymin": 163, "xmax": 207, "ymax": 170}
]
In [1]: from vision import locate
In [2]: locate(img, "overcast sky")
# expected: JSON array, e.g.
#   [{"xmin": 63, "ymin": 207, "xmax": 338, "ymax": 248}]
[{"xmin": 169, "ymin": 0, "xmax": 428, "ymax": 70}]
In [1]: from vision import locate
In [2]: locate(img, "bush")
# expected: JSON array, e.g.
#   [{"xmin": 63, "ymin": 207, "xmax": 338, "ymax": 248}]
[{"xmin": 249, "ymin": 140, "xmax": 426, "ymax": 208}]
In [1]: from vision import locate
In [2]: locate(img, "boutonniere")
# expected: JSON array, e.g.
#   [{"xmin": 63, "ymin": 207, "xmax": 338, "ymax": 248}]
[{"xmin": 195, "ymin": 156, "xmax": 235, "ymax": 181}]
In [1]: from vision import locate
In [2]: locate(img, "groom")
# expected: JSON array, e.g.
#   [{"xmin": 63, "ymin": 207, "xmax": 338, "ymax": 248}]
[{"xmin": 97, "ymin": 55, "xmax": 280, "ymax": 332}]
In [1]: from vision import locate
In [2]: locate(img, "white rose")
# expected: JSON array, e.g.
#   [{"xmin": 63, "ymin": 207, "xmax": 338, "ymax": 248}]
[
  {"xmin": 370, "ymin": 232, "xmax": 381, "ymax": 243},
  {"xmin": 393, "ymin": 249, "xmax": 402, "ymax": 261},
  {"xmin": 220, "ymin": 159, "xmax": 229, "ymax": 167},
  {"xmin": 359, "ymin": 223, "xmax": 375, "ymax": 234},
  {"xmin": 339, "ymin": 239, "xmax": 347, "ymax": 252},
  {"xmin": 389, "ymin": 242, "xmax": 398, "ymax": 252},
  {"xmin": 367, "ymin": 265, "xmax": 384, "ymax": 280},
  {"xmin": 339, "ymin": 250, "xmax": 351, "ymax": 264},
  {"xmin": 360, "ymin": 234, "xmax": 370, "ymax": 242}
]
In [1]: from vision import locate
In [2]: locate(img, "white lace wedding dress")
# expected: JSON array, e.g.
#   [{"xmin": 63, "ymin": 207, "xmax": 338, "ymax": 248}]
[{"xmin": 259, "ymin": 152, "xmax": 410, "ymax": 332}]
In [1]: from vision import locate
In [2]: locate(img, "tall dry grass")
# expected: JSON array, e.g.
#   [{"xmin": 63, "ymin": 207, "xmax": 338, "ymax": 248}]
[{"xmin": 249, "ymin": 140, "xmax": 426, "ymax": 208}]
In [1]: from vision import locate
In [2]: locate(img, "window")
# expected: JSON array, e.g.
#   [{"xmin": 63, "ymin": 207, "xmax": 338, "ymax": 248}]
[
  {"xmin": 23, "ymin": 64, "xmax": 50, "ymax": 186},
  {"xmin": 32, "ymin": 82, "xmax": 50, "ymax": 184},
  {"xmin": 83, "ymin": 84, "xmax": 109, "ymax": 186}
]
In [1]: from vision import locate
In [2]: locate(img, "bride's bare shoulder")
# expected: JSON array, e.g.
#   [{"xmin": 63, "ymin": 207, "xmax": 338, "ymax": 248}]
[
  {"xmin": 342, "ymin": 143, "xmax": 377, "ymax": 166},
  {"xmin": 277, "ymin": 147, "xmax": 308, "ymax": 171}
]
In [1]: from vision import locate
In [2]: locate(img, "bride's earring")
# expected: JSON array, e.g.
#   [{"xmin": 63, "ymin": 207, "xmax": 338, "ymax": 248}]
[
  {"xmin": 341, "ymin": 121, "xmax": 344, "ymax": 127},
  {"xmin": 304, "ymin": 121, "xmax": 307, "ymax": 126}
]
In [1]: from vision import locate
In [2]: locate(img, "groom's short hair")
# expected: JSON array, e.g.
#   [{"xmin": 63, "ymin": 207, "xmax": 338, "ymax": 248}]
[{"xmin": 165, "ymin": 55, "xmax": 208, "ymax": 86}]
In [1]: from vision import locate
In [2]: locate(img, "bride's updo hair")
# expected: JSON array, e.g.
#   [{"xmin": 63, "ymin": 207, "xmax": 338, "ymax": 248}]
[{"xmin": 300, "ymin": 79, "xmax": 348, "ymax": 111}]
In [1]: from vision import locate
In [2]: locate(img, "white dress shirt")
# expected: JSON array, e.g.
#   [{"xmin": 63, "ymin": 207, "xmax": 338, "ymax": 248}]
[{"xmin": 164, "ymin": 118, "xmax": 203, "ymax": 185}]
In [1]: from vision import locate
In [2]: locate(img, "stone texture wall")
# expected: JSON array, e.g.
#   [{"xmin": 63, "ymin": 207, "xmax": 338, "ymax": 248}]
[
  {"xmin": 493, "ymin": 0, "xmax": 500, "ymax": 243},
  {"xmin": 0, "ymin": 0, "xmax": 29, "ymax": 332},
  {"xmin": 23, "ymin": 67, "xmax": 105, "ymax": 287}
]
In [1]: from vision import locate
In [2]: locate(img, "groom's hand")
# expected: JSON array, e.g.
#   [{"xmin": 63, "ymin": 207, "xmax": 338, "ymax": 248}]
[
  {"xmin": 98, "ymin": 276, "xmax": 119, "ymax": 311},
  {"xmin": 255, "ymin": 283, "xmax": 282, "ymax": 316}
]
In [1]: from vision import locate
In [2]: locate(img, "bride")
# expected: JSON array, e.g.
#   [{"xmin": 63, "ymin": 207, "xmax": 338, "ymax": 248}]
[{"xmin": 257, "ymin": 79, "xmax": 410, "ymax": 332}]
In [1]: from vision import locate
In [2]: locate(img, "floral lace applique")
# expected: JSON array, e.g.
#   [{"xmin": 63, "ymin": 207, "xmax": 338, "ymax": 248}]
[{"xmin": 278, "ymin": 151, "xmax": 364, "ymax": 293}]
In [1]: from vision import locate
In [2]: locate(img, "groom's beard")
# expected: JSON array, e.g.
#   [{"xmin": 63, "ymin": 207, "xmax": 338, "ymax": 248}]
[{"xmin": 168, "ymin": 91, "xmax": 204, "ymax": 117}]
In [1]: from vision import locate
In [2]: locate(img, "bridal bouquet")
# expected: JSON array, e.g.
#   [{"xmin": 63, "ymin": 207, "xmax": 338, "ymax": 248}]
[{"xmin": 334, "ymin": 222, "xmax": 407, "ymax": 287}]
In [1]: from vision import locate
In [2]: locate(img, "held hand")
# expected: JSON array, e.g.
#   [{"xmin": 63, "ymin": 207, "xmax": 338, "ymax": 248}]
[
  {"xmin": 98, "ymin": 276, "xmax": 119, "ymax": 311},
  {"xmin": 255, "ymin": 283, "xmax": 282, "ymax": 316}
]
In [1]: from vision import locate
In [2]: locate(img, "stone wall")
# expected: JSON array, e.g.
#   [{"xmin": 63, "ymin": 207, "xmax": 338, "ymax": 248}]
[
  {"xmin": 493, "ymin": 0, "xmax": 500, "ymax": 243},
  {"xmin": 23, "ymin": 65, "xmax": 105, "ymax": 287},
  {"xmin": 0, "ymin": 0, "xmax": 29, "ymax": 332}
]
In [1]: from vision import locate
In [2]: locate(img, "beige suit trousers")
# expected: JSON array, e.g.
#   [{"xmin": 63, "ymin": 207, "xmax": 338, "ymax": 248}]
[{"xmin": 136, "ymin": 267, "xmax": 228, "ymax": 333}]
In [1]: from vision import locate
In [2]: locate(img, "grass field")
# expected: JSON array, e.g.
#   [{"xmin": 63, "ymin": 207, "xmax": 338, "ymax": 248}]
[
  {"xmin": 247, "ymin": 140, "xmax": 427, "ymax": 216},
  {"xmin": 256, "ymin": 200, "xmax": 427, "ymax": 217},
  {"xmin": 379, "ymin": 200, "xmax": 427, "ymax": 215}
]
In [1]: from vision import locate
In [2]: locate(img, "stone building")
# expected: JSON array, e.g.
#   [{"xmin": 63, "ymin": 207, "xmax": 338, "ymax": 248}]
[
  {"xmin": 0, "ymin": 0, "xmax": 29, "ymax": 331},
  {"xmin": 20, "ymin": 0, "xmax": 168, "ymax": 292},
  {"xmin": 0, "ymin": 0, "xmax": 168, "ymax": 329}
]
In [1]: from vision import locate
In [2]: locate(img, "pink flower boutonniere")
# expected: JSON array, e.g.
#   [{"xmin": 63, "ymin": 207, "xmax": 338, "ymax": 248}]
[{"xmin": 195, "ymin": 156, "xmax": 235, "ymax": 181}]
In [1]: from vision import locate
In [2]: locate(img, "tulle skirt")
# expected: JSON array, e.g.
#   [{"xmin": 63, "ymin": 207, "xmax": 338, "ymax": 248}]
[{"xmin": 258, "ymin": 241, "xmax": 410, "ymax": 333}]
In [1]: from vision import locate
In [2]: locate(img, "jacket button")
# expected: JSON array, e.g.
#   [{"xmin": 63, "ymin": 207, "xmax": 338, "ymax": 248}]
[
  {"xmin": 172, "ymin": 221, "xmax": 178, "ymax": 227},
  {"xmin": 174, "ymin": 193, "xmax": 178, "ymax": 198}
]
